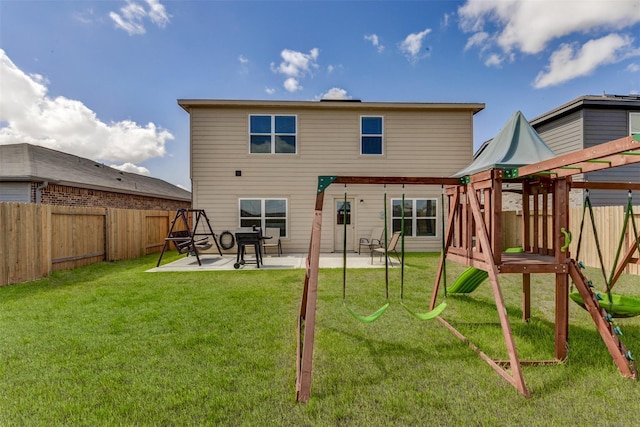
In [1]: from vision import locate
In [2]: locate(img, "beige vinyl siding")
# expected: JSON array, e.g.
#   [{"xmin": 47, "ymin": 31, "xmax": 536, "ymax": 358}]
[{"xmin": 189, "ymin": 104, "xmax": 477, "ymax": 253}]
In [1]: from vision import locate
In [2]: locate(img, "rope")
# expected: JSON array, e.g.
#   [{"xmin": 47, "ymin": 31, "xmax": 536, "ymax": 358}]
[
  {"xmin": 342, "ymin": 186, "xmax": 390, "ymax": 322},
  {"xmin": 575, "ymin": 190, "xmax": 608, "ymax": 286},
  {"xmin": 607, "ymin": 191, "xmax": 640, "ymax": 292},
  {"xmin": 398, "ymin": 186, "xmax": 447, "ymax": 320}
]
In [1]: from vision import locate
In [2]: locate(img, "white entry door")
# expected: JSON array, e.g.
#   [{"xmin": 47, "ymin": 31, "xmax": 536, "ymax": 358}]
[{"xmin": 334, "ymin": 198, "xmax": 354, "ymax": 252}]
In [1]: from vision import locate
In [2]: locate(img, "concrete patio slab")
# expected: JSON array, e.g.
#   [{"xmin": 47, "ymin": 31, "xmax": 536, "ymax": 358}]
[{"xmin": 147, "ymin": 252, "xmax": 397, "ymax": 272}]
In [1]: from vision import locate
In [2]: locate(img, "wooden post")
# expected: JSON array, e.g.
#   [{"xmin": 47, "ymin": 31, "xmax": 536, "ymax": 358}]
[
  {"xmin": 296, "ymin": 192, "xmax": 324, "ymax": 402},
  {"xmin": 553, "ymin": 178, "xmax": 570, "ymax": 360},
  {"xmin": 522, "ymin": 273, "xmax": 531, "ymax": 322},
  {"xmin": 522, "ymin": 181, "xmax": 530, "ymax": 252}
]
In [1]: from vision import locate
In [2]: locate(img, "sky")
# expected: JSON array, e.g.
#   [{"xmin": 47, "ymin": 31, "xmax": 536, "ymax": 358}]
[{"xmin": 1, "ymin": 0, "xmax": 639, "ymax": 191}]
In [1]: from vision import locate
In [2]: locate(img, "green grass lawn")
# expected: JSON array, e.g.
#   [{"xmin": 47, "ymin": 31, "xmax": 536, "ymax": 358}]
[{"xmin": 1, "ymin": 252, "xmax": 639, "ymax": 426}]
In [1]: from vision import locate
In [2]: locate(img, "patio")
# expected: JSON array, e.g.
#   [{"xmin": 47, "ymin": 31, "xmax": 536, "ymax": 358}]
[{"xmin": 148, "ymin": 251, "xmax": 395, "ymax": 272}]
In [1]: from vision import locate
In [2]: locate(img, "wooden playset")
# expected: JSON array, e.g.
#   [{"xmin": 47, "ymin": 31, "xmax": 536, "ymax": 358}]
[{"xmin": 295, "ymin": 134, "xmax": 640, "ymax": 401}]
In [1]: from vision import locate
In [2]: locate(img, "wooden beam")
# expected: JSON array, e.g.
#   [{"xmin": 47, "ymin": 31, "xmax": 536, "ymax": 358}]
[
  {"xmin": 570, "ymin": 181, "xmax": 640, "ymax": 191},
  {"xmin": 608, "ymin": 229, "xmax": 640, "ymax": 291},
  {"xmin": 332, "ymin": 176, "xmax": 460, "ymax": 186},
  {"xmin": 517, "ymin": 135, "xmax": 640, "ymax": 177}
]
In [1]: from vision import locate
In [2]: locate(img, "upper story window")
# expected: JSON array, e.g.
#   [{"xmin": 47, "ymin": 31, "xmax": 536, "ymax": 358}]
[
  {"xmin": 630, "ymin": 112, "xmax": 640, "ymax": 136},
  {"xmin": 391, "ymin": 198, "xmax": 438, "ymax": 237},
  {"xmin": 361, "ymin": 116, "xmax": 383, "ymax": 155},
  {"xmin": 249, "ymin": 115, "xmax": 297, "ymax": 154}
]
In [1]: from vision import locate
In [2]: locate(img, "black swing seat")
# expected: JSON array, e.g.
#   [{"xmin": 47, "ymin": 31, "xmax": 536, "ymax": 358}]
[{"xmin": 169, "ymin": 230, "xmax": 212, "ymax": 254}]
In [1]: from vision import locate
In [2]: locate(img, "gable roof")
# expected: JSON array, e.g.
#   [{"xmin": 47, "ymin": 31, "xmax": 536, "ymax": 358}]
[
  {"xmin": 453, "ymin": 110, "xmax": 557, "ymax": 178},
  {"xmin": 178, "ymin": 98, "xmax": 485, "ymax": 114},
  {"xmin": 530, "ymin": 94, "xmax": 640, "ymax": 127},
  {"xmin": 0, "ymin": 144, "xmax": 191, "ymax": 201}
]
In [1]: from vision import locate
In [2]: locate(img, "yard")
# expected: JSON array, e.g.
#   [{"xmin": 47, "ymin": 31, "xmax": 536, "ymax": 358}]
[{"xmin": 1, "ymin": 251, "xmax": 639, "ymax": 426}]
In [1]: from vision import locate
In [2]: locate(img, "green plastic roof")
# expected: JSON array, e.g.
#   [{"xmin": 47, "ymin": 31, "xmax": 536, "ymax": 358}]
[{"xmin": 453, "ymin": 110, "xmax": 556, "ymax": 178}]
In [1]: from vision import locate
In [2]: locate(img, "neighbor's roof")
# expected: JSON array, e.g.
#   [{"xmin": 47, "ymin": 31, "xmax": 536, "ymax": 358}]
[
  {"xmin": 530, "ymin": 94, "xmax": 640, "ymax": 127},
  {"xmin": 453, "ymin": 110, "xmax": 556, "ymax": 178},
  {"xmin": 0, "ymin": 143, "xmax": 191, "ymax": 201},
  {"xmin": 178, "ymin": 98, "xmax": 485, "ymax": 114}
]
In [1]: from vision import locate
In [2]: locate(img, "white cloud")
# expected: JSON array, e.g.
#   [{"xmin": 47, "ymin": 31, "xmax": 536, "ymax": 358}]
[
  {"xmin": 271, "ymin": 48, "xmax": 319, "ymax": 93},
  {"xmin": 110, "ymin": 162, "xmax": 151, "ymax": 176},
  {"xmin": 534, "ymin": 34, "xmax": 638, "ymax": 88},
  {"xmin": 320, "ymin": 88, "xmax": 351, "ymax": 100},
  {"xmin": 464, "ymin": 31, "xmax": 489, "ymax": 51},
  {"xmin": 364, "ymin": 34, "xmax": 385, "ymax": 53},
  {"xmin": 238, "ymin": 55, "xmax": 249, "ymax": 64},
  {"xmin": 627, "ymin": 63, "xmax": 640, "ymax": 72},
  {"xmin": 442, "ymin": 12, "xmax": 453, "ymax": 28},
  {"xmin": 400, "ymin": 28, "xmax": 432, "ymax": 62},
  {"xmin": 0, "ymin": 49, "xmax": 173, "ymax": 165},
  {"xmin": 283, "ymin": 77, "xmax": 302, "ymax": 92},
  {"xmin": 458, "ymin": 0, "xmax": 640, "ymax": 86},
  {"xmin": 484, "ymin": 53, "xmax": 503, "ymax": 68},
  {"xmin": 109, "ymin": 0, "xmax": 170, "ymax": 35},
  {"xmin": 271, "ymin": 48, "xmax": 319, "ymax": 78},
  {"xmin": 459, "ymin": 0, "xmax": 640, "ymax": 54},
  {"xmin": 265, "ymin": 87, "xmax": 276, "ymax": 95}
]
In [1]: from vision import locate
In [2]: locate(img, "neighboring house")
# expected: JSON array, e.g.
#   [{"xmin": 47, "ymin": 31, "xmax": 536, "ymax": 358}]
[
  {"xmin": 530, "ymin": 94, "xmax": 640, "ymax": 207},
  {"xmin": 178, "ymin": 99, "xmax": 484, "ymax": 253},
  {"xmin": 0, "ymin": 143, "xmax": 191, "ymax": 210}
]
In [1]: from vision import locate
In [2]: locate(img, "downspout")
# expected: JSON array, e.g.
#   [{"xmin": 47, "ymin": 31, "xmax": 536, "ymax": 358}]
[{"xmin": 35, "ymin": 181, "xmax": 48, "ymax": 204}]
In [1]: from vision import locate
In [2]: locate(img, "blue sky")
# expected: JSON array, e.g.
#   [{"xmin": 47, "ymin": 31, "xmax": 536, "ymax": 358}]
[{"xmin": 1, "ymin": 0, "xmax": 639, "ymax": 190}]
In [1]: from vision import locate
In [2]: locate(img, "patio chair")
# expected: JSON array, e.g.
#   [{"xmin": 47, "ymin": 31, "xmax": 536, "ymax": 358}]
[
  {"xmin": 371, "ymin": 231, "xmax": 402, "ymax": 266},
  {"xmin": 358, "ymin": 226, "xmax": 383, "ymax": 254},
  {"xmin": 262, "ymin": 227, "xmax": 283, "ymax": 256}
]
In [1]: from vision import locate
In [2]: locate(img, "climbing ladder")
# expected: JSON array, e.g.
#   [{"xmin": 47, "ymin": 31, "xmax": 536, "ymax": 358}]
[{"xmin": 567, "ymin": 259, "xmax": 638, "ymax": 379}]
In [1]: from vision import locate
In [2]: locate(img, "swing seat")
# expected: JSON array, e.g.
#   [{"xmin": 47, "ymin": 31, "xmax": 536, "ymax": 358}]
[
  {"xmin": 569, "ymin": 292, "xmax": 640, "ymax": 318},
  {"xmin": 170, "ymin": 230, "xmax": 211, "ymax": 254},
  {"xmin": 401, "ymin": 301, "xmax": 447, "ymax": 320},
  {"xmin": 343, "ymin": 301, "xmax": 390, "ymax": 323}
]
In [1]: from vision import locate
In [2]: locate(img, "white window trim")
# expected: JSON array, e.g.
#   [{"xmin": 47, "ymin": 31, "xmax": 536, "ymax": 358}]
[
  {"xmin": 248, "ymin": 114, "xmax": 298, "ymax": 154},
  {"xmin": 239, "ymin": 198, "xmax": 288, "ymax": 238},
  {"xmin": 360, "ymin": 115, "xmax": 384, "ymax": 155},
  {"xmin": 391, "ymin": 198, "xmax": 439, "ymax": 238},
  {"xmin": 630, "ymin": 112, "xmax": 640, "ymax": 136}
]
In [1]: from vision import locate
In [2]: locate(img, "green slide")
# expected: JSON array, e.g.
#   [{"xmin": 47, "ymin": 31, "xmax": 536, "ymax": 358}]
[{"xmin": 448, "ymin": 267, "xmax": 489, "ymax": 294}]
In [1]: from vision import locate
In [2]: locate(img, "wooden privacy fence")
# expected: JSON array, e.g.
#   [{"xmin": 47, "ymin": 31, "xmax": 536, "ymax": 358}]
[
  {"xmin": 0, "ymin": 203, "xmax": 176, "ymax": 286},
  {"xmin": 502, "ymin": 206, "xmax": 640, "ymax": 276},
  {"xmin": 2, "ymin": 202, "xmax": 637, "ymax": 286}
]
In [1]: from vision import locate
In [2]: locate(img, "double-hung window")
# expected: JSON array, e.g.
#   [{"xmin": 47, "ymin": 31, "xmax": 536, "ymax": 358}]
[
  {"xmin": 391, "ymin": 198, "xmax": 437, "ymax": 237},
  {"xmin": 239, "ymin": 198, "xmax": 287, "ymax": 237},
  {"xmin": 361, "ymin": 116, "xmax": 383, "ymax": 155},
  {"xmin": 249, "ymin": 115, "xmax": 296, "ymax": 154},
  {"xmin": 630, "ymin": 112, "xmax": 640, "ymax": 136}
]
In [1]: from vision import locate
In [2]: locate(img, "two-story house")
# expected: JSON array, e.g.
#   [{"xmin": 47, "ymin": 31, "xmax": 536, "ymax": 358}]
[
  {"xmin": 178, "ymin": 99, "xmax": 485, "ymax": 253},
  {"xmin": 530, "ymin": 94, "xmax": 640, "ymax": 207}
]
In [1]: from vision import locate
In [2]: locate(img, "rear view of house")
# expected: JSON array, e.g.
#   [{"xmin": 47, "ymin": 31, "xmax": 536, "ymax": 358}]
[{"xmin": 179, "ymin": 99, "xmax": 484, "ymax": 253}]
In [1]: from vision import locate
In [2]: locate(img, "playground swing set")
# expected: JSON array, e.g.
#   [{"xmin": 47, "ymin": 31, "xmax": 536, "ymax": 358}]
[{"xmin": 295, "ymin": 134, "xmax": 640, "ymax": 402}]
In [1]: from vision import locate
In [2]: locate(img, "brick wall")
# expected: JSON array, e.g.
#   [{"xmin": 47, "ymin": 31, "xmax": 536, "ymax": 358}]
[{"xmin": 37, "ymin": 183, "xmax": 190, "ymax": 211}]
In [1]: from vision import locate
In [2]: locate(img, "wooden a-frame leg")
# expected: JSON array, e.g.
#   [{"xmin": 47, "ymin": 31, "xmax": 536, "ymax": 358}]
[
  {"xmin": 296, "ymin": 205, "xmax": 324, "ymax": 402},
  {"xmin": 468, "ymin": 187, "xmax": 530, "ymax": 397}
]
